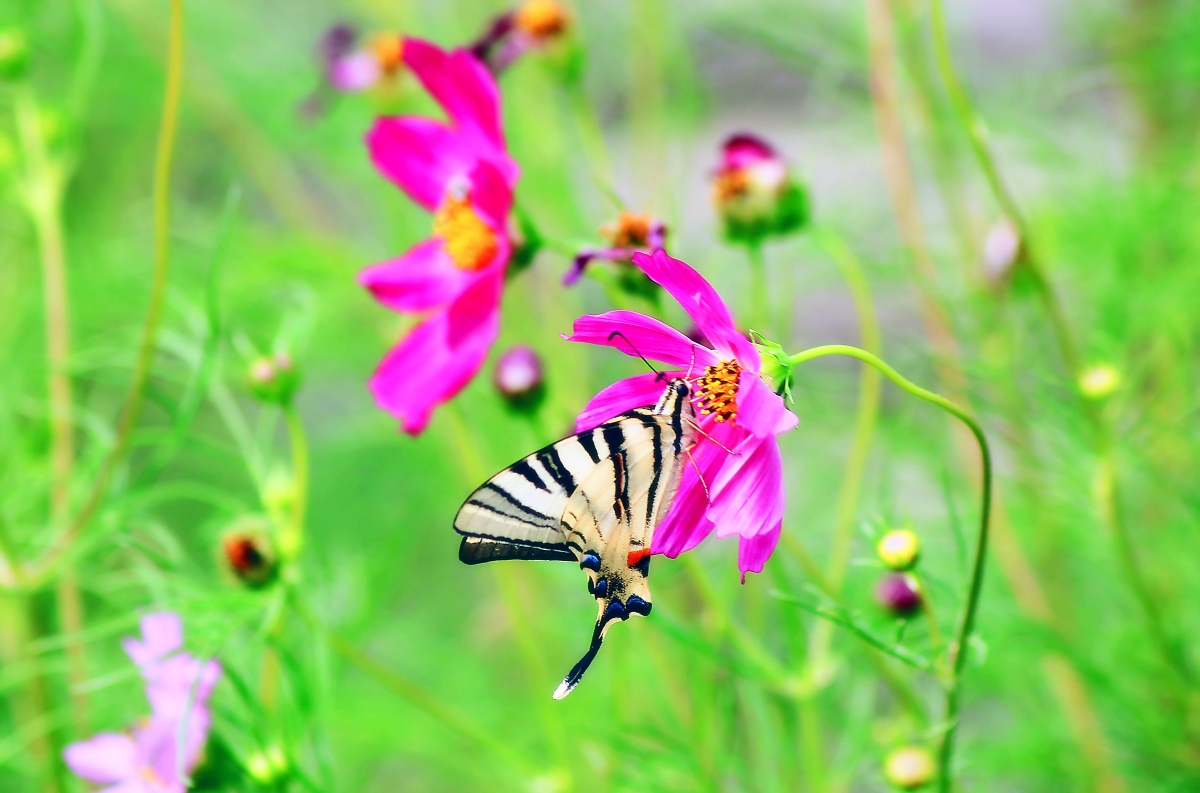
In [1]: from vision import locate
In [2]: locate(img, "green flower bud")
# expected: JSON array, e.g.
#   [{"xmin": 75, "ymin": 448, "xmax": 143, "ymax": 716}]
[
  {"xmin": 246, "ymin": 352, "xmax": 300, "ymax": 405},
  {"xmin": 1078, "ymin": 364, "xmax": 1120, "ymax": 401},
  {"xmin": 246, "ymin": 744, "xmax": 288, "ymax": 784},
  {"xmin": 712, "ymin": 133, "xmax": 809, "ymax": 246},
  {"xmin": 884, "ymin": 745, "xmax": 935, "ymax": 789}
]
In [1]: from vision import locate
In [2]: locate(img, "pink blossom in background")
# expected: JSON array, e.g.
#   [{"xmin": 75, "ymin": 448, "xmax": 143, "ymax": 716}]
[
  {"xmin": 64, "ymin": 613, "xmax": 221, "ymax": 793},
  {"xmin": 360, "ymin": 39, "xmax": 520, "ymax": 434},
  {"xmin": 566, "ymin": 250, "xmax": 798, "ymax": 578}
]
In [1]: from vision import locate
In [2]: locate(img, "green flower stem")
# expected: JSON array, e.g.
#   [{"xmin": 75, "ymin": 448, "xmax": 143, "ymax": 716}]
[
  {"xmin": 27, "ymin": 0, "xmax": 184, "ymax": 586},
  {"xmin": 787, "ymin": 345, "xmax": 993, "ymax": 791},
  {"xmin": 0, "ymin": 595, "xmax": 61, "ymax": 792},
  {"xmin": 746, "ymin": 243, "xmax": 771, "ymax": 338},
  {"xmin": 281, "ymin": 404, "xmax": 309, "ymax": 557},
  {"xmin": 927, "ymin": 0, "xmax": 1078, "ymax": 376}
]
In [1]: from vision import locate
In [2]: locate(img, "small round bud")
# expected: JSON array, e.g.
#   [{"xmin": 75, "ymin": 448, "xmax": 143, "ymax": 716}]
[
  {"xmin": 246, "ymin": 352, "xmax": 300, "ymax": 405},
  {"xmin": 982, "ymin": 218, "xmax": 1021, "ymax": 284},
  {"xmin": 711, "ymin": 133, "xmax": 808, "ymax": 245},
  {"xmin": 884, "ymin": 746, "xmax": 935, "ymax": 789},
  {"xmin": 247, "ymin": 744, "xmax": 288, "ymax": 784},
  {"xmin": 514, "ymin": 0, "xmax": 571, "ymax": 42},
  {"xmin": 877, "ymin": 529, "xmax": 920, "ymax": 571},
  {"xmin": 877, "ymin": 573, "xmax": 922, "ymax": 617},
  {"xmin": 221, "ymin": 518, "xmax": 278, "ymax": 589},
  {"xmin": 0, "ymin": 29, "xmax": 29, "ymax": 81},
  {"xmin": 1079, "ymin": 364, "xmax": 1120, "ymax": 401},
  {"xmin": 494, "ymin": 345, "xmax": 546, "ymax": 411}
]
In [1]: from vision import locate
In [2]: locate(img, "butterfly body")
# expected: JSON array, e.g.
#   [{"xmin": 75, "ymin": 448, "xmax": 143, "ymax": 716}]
[{"xmin": 454, "ymin": 379, "xmax": 697, "ymax": 698}]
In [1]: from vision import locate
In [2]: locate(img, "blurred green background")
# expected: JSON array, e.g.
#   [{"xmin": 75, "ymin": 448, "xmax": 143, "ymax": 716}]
[{"xmin": 2, "ymin": 0, "xmax": 1200, "ymax": 790}]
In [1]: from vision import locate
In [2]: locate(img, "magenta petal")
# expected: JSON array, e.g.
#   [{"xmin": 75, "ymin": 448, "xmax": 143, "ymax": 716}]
[
  {"xmin": 565, "ymin": 311, "xmax": 718, "ymax": 372},
  {"xmin": 574, "ymin": 371, "xmax": 682, "ymax": 433},
  {"xmin": 359, "ymin": 239, "xmax": 467, "ymax": 313},
  {"xmin": 468, "ymin": 159, "xmax": 515, "ymax": 232},
  {"xmin": 737, "ymin": 522, "xmax": 781, "ymax": 580},
  {"xmin": 655, "ymin": 420, "xmax": 745, "ymax": 556},
  {"xmin": 366, "ymin": 117, "xmax": 477, "ymax": 211},
  {"xmin": 123, "ymin": 613, "xmax": 182, "ymax": 669},
  {"xmin": 735, "ymin": 373, "xmax": 798, "ymax": 438},
  {"xmin": 64, "ymin": 733, "xmax": 138, "ymax": 783},
  {"xmin": 370, "ymin": 272, "xmax": 502, "ymax": 435},
  {"xmin": 403, "ymin": 40, "xmax": 509, "ymax": 165},
  {"xmin": 708, "ymin": 435, "xmax": 785, "ymax": 575},
  {"xmin": 633, "ymin": 250, "xmax": 759, "ymax": 367}
]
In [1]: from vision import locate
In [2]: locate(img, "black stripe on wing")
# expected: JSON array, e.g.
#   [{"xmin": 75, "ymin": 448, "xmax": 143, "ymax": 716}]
[{"xmin": 459, "ymin": 536, "xmax": 576, "ymax": 565}]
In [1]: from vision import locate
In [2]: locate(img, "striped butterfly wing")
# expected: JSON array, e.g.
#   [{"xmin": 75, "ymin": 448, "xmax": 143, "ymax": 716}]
[{"xmin": 453, "ymin": 379, "xmax": 697, "ymax": 698}]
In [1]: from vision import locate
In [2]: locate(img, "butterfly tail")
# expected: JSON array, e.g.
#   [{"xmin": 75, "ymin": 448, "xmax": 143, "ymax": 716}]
[{"xmin": 553, "ymin": 621, "xmax": 605, "ymax": 700}]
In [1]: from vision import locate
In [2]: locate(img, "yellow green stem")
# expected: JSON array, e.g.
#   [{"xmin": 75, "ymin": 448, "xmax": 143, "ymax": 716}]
[{"xmin": 787, "ymin": 345, "xmax": 992, "ymax": 791}]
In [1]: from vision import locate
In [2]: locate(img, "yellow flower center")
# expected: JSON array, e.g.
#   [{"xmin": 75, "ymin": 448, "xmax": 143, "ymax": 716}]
[
  {"xmin": 600, "ymin": 210, "xmax": 654, "ymax": 249},
  {"xmin": 515, "ymin": 0, "xmax": 571, "ymax": 39},
  {"xmin": 434, "ymin": 194, "xmax": 500, "ymax": 272},
  {"xmin": 696, "ymin": 359, "xmax": 741, "ymax": 423},
  {"xmin": 369, "ymin": 34, "xmax": 404, "ymax": 74}
]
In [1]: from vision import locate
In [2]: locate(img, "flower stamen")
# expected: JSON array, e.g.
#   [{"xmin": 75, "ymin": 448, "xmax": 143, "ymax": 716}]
[
  {"xmin": 369, "ymin": 34, "xmax": 405, "ymax": 74},
  {"xmin": 515, "ymin": 0, "xmax": 570, "ymax": 40},
  {"xmin": 434, "ymin": 193, "xmax": 500, "ymax": 272},
  {"xmin": 696, "ymin": 359, "xmax": 742, "ymax": 423}
]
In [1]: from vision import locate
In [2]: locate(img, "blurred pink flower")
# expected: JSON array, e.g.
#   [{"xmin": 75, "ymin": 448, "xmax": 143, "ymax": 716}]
[
  {"xmin": 711, "ymin": 132, "xmax": 808, "ymax": 244},
  {"xmin": 64, "ymin": 613, "xmax": 221, "ymax": 793},
  {"xmin": 359, "ymin": 39, "xmax": 520, "ymax": 434},
  {"xmin": 566, "ymin": 250, "xmax": 798, "ymax": 578},
  {"xmin": 564, "ymin": 210, "xmax": 668, "ymax": 286}
]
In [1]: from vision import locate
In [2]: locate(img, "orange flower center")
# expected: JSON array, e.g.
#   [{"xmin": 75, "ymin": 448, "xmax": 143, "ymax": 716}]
[
  {"xmin": 369, "ymin": 34, "xmax": 404, "ymax": 74},
  {"xmin": 515, "ymin": 0, "xmax": 571, "ymax": 39},
  {"xmin": 696, "ymin": 359, "xmax": 741, "ymax": 423},
  {"xmin": 434, "ymin": 194, "xmax": 500, "ymax": 272},
  {"xmin": 601, "ymin": 210, "xmax": 654, "ymax": 248},
  {"xmin": 711, "ymin": 169, "xmax": 750, "ymax": 205}
]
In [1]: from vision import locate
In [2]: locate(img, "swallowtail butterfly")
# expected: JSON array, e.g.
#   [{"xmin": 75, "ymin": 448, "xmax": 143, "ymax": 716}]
[{"xmin": 454, "ymin": 378, "xmax": 697, "ymax": 698}]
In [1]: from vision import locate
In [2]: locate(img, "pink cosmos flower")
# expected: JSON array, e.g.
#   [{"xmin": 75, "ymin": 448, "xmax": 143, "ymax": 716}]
[
  {"xmin": 564, "ymin": 210, "xmax": 668, "ymax": 286},
  {"xmin": 64, "ymin": 613, "xmax": 221, "ymax": 793},
  {"xmin": 471, "ymin": 0, "xmax": 572, "ymax": 73},
  {"xmin": 711, "ymin": 132, "xmax": 808, "ymax": 244},
  {"xmin": 566, "ymin": 250, "xmax": 798, "ymax": 578},
  {"xmin": 359, "ymin": 39, "xmax": 519, "ymax": 434}
]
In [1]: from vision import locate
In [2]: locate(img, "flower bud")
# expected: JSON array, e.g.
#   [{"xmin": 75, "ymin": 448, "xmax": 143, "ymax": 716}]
[
  {"xmin": 514, "ymin": 0, "xmax": 571, "ymax": 44},
  {"xmin": 494, "ymin": 345, "xmax": 546, "ymax": 412},
  {"xmin": 982, "ymin": 218, "xmax": 1021, "ymax": 284},
  {"xmin": 877, "ymin": 573, "xmax": 922, "ymax": 617},
  {"xmin": 0, "ymin": 29, "xmax": 29, "ymax": 81},
  {"xmin": 1078, "ymin": 363, "xmax": 1120, "ymax": 401},
  {"xmin": 221, "ymin": 518, "xmax": 278, "ymax": 589},
  {"xmin": 884, "ymin": 746, "xmax": 935, "ymax": 789},
  {"xmin": 711, "ymin": 133, "xmax": 808, "ymax": 245},
  {"xmin": 247, "ymin": 744, "xmax": 288, "ymax": 784},
  {"xmin": 877, "ymin": 528, "xmax": 920, "ymax": 571},
  {"xmin": 246, "ymin": 352, "xmax": 299, "ymax": 405}
]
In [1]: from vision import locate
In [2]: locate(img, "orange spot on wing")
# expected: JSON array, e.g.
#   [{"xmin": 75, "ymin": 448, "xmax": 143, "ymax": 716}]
[{"xmin": 627, "ymin": 547, "xmax": 652, "ymax": 567}]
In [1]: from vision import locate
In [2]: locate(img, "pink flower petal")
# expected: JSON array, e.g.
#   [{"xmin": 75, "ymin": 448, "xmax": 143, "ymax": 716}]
[
  {"xmin": 737, "ymin": 522, "xmax": 782, "ymax": 581},
  {"xmin": 565, "ymin": 311, "xmax": 718, "ymax": 373},
  {"xmin": 653, "ymin": 420, "xmax": 744, "ymax": 557},
  {"xmin": 402, "ymin": 40, "xmax": 511, "ymax": 169},
  {"xmin": 122, "ymin": 613, "xmax": 182, "ymax": 669},
  {"xmin": 633, "ymin": 250, "xmax": 759, "ymax": 367},
  {"xmin": 574, "ymin": 371, "xmax": 682, "ymax": 433},
  {"xmin": 366, "ymin": 117, "xmax": 478, "ymax": 212},
  {"xmin": 64, "ymin": 733, "xmax": 138, "ymax": 784},
  {"xmin": 329, "ymin": 50, "xmax": 381, "ymax": 92},
  {"xmin": 358, "ymin": 239, "xmax": 468, "ymax": 314},
  {"xmin": 370, "ymin": 271, "xmax": 503, "ymax": 435},
  {"xmin": 708, "ymin": 434, "xmax": 785, "ymax": 576},
  {"xmin": 734, "ymin": 372, "xmax": 798, "ymax": 438},
  {"xmin": 467, "ymin": 159, "xmax": 516, "ymax": 233}
]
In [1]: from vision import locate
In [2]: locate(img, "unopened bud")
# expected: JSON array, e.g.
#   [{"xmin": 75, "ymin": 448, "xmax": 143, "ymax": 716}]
[
  {"xmin": 247, "ymin": 744, "xmax": 288, "ymax": 784},
  {"xmin": 514, "ymin": 0, "xmax": 571, "ymax": 42},
  {"xmin": 884, "ymin": 746, "xmax": 935, "ymax": 789},
  {"xmin": 246, "ymin": 352, "xmax": 300, "ymax": 405},
  {"xmin": 877, "ymin": 529, "xmax": 920, "ymax": 571},
  {"xmin": 1078, "ymin": 363, "xmax": 1120, "ymax": 401},
  {"xmin": 221, "ymin": 518, "xmax": 277, "ymax": 589},
  {"xmin": 877, "ymin": 573, "xmax": 922, "ymax": 617},
  {"xmin": 711, "ymin": 133, "xmax": 808, "ymax": 245},
  {"xmin": 494, "ymin": 345, "xmax": 545, "ymax": 411},
  {"xmin": 0, "ymin": 29, "xmax": 29, "ymax": 81},
  {"xmin": 982, "ymin": 218, "xmax": 1021, "ymax": 284}
]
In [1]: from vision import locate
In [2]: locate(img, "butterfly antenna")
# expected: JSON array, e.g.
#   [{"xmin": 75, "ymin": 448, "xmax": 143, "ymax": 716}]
[
  {"xmin": 684, "ymin": 418, "xmax": 739, "ymax": 456},
  {"xmin": 553, "ymin": 621, "xmax": 605, "ymax": 700},
  {"xmin": 607, "ymin": 330, "xmax": 665, "ymax": 382}
]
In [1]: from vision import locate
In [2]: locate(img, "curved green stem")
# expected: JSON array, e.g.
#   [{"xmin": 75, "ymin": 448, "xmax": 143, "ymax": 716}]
[
  {"xmin": 746, "ymin": 243, "xmax": 770, "ymax": 337},
  {"xmin": 281, "ymin": 404, "xmax": 309, "ymax": 559},
  {"xmin": 28, "ymin": 0, "xmax": 184, "ymax": 585},
  {"xmin": 787, "ymin": 344, "xmax": 993, "ymax": 791}
]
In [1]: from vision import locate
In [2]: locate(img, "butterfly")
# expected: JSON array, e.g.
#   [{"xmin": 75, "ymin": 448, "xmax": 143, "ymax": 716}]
[{"xmin": 454, "ymin": 377, "xmax": 697, "ymax": 698}]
